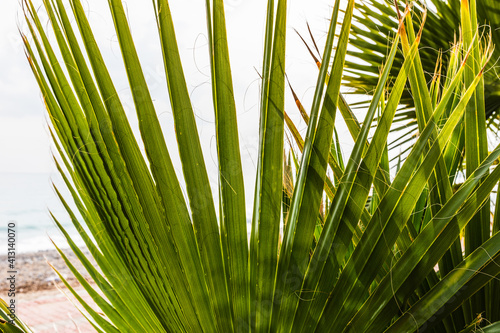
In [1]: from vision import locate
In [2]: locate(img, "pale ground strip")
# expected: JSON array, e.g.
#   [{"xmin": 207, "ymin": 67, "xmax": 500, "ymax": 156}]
[{"xmin": 17, "ymin": 285, "xmax": 98, "ymax": 333}]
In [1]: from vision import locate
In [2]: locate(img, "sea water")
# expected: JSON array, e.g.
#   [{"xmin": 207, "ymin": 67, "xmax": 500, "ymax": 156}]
[{"xmin": 0, "ymin": 172, "xmax": 84, "ymax": 253}]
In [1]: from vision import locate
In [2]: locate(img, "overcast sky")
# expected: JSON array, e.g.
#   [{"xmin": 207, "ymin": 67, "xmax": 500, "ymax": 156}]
[
  {"xmin": 0, "ymin": 0, "xmax": 353, "ymax": 218},
  {"xmin": 1, "ymin": 0, "xmax": 343, "ymax": 172}
]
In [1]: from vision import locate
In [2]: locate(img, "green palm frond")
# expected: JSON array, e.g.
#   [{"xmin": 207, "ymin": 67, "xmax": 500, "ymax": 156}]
[{"xmin": 0, "ymin": 0, "xmax": 500, "ymax": 332}]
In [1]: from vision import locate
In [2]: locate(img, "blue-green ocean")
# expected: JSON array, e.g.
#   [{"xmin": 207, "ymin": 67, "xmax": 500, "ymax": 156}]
[{"xmin": 0, "ymin": 172, "xmax": 84, "ymax": 253}]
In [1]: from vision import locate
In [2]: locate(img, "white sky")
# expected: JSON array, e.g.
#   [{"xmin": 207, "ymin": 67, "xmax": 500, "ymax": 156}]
[{"xmin": 0, "ymin": 0, "xmax": 355, "ymax": 216}]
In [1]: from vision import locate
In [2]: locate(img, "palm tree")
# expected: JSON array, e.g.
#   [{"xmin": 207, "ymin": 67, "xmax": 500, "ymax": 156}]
[{"xmin": 1, "ymin": 0, "xmax": 500, "ymax": 332}]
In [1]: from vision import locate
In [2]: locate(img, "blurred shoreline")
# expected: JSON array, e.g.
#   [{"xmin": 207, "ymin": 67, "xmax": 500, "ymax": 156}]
[{"xmin": 0, "ymin": 248, "xmax": 93, "ymax": 294}]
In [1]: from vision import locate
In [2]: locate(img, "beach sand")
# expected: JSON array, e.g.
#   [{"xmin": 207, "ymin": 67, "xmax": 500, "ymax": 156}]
[{"xmin": 1, "ymin": 249, "xmax": 98, "ymax": 332}]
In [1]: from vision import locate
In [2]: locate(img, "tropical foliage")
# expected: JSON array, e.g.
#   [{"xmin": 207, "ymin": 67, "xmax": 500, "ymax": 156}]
[
  {"xmin": 1, "ymin": 0, "xmax": 500, "ymax": 332},
  {"xmin": 344, "ymin": 0, "xmax": 500, "ymax": 154}
]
